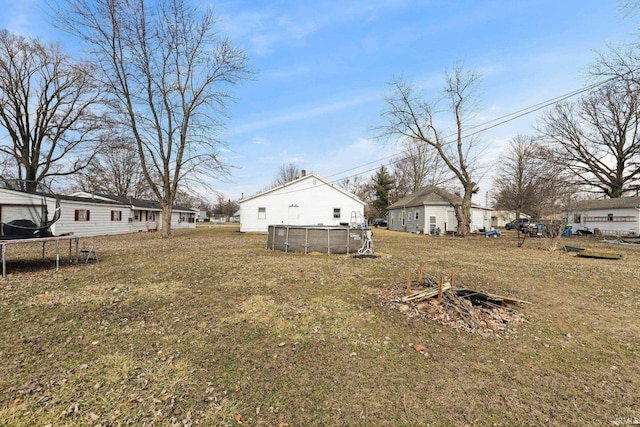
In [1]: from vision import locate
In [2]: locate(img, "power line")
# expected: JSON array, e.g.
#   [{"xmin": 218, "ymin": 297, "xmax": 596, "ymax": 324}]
[
  {"xmin": 245, "ymin": 69, "xmax": 638, "ymax": 200},
  {"xmin": 325, "ymin": 69, "xmax": 638, "ymax": 185}
]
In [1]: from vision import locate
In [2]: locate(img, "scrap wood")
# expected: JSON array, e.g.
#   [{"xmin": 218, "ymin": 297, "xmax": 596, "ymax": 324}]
[
  {"xmin": 576, "ymin": 250, "xmax": 622, "ymax": 260},
  {"xmin": 482, "ymin": 291, "xmax": 531, "ymax": 305},
  {"xmin": 401, "ymin": 282, "xmax": 451, "ymax": 302},
  {"xmin": 455, "ymin": 289, "xmax": 505, "ymax": 308},
  {"xmin": 564, "ymin": 246, "xmax": 585, "ymax": 253},
  {"xmin": 601, "ymin": 239, "xmax": 640, "ymax": 246}
]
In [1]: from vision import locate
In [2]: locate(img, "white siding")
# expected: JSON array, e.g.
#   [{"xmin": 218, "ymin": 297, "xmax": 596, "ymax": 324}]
[
  {"xmin": 471, "ymin": 208, "xmax": 491, "ymax": 232},
  {"xmin": 2, "ymin": 189, "xmax": 196, "ymax": 237},
  {"xmin": 1, "ymin": 189, "xmax": 59, "ymax": 230},
  {"xmin": 52, "ymin": 200, "xmax": 132, "ymax": 237},
  {"xmin": 568, "ymin": 207, "xmax": 640, "ymax": 236},
  {"xmin": 172, "ymin": 210, "xmax": 197, "ymax": 229},
  {"xmin": 239, "ymin": 175, "xmax": 365, "ymax": 233}
]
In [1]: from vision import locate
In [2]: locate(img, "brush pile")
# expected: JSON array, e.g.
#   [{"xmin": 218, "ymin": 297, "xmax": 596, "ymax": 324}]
[{"xmin": 382, "ymin": 270, "xmax": 529, "ymax": 338}]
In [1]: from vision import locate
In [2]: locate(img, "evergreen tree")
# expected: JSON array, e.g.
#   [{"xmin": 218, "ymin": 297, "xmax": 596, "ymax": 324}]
[{"xmin": 372, "ymin": 166, "xmax": 394, "ymax": 218}]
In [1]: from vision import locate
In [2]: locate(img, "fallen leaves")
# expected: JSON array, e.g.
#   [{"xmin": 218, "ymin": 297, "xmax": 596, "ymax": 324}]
[{"xmin": 412, "ymin": 343, "xmax": 427, "ymax": 352}]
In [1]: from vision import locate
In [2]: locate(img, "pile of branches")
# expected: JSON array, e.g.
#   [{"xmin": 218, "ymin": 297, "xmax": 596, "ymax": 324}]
[{"xmin": 382, "ymin": 274, "xmax": 527, "ymax": 338}]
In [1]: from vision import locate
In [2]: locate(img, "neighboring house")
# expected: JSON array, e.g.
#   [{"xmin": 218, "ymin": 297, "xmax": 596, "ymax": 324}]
[
  {"xmin": 230, "ymin": 210, "xmax": 240, "ymax": 223},
  {"xmin": 1, "ymin": 188, "xmax": 197, "ymax": 238},
  {"xmin": 387, "ymin": 186, "xmax": 491, "ymax": 234},
  {"xmin": 238, "ymin": 172, "xmax": 366, "ymax": 233},
  {"xmin": 69, "ymin": 192, "xmax": 197, "ymax": 233},
  {"xmin": 198, "ymin": 210, "xmax": 209, "ymax": 222},
  {"xmin": 566, "ymin": 197, "xmax": 640, "ymax": 236},
  {"xmin": 491, "ymin": 210, "xmax": 531, "ymax": 228}
]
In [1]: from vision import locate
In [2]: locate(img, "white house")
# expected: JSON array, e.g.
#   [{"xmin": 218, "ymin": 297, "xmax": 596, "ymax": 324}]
[
  {"xmin": 238, "ymin": 172, "xmax": 366, "ymax": 233},
  {"xmin": 68, "ymin": 192, "xmax": 197, "ymax": 233},
  {"xmin": 566, "ymin": 197, "xmax": 640, "ymax": 236},
  {"xmin": 387, "ymin": 186, "xmax": 491, "ymax": 234},
  {"xmin": 1, "ymin": 187, "xmax": 196, "ymax": 238}
]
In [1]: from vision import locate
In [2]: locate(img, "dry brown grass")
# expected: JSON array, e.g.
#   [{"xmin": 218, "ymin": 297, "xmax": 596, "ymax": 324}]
[{"xmin": 0, "ymin": 225, "xmax": 638, "ymax": 426}]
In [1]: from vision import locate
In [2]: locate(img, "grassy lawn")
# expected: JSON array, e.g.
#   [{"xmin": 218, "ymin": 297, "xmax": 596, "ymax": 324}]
[{"xmin": 0, "ymin": 225, "xmax": 638, "ymax": 426}]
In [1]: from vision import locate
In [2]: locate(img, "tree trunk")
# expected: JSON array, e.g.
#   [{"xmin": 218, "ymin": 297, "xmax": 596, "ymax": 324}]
[
  {"xmin": 455, "ymin": 189, "xmax": 473, "ymax": 237},
  {"xmin": 161, "ymin": 203, "xmax": 173, "ymax": 238}
]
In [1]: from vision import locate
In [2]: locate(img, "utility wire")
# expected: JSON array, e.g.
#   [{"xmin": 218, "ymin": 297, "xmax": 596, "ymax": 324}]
[
  {"xmin": 245, "ymin": 69, "xmax": 638, "ymax": 199},
  {"xmin": 326, "ymin": 72, "xmax": 632, "ymax": 184}
]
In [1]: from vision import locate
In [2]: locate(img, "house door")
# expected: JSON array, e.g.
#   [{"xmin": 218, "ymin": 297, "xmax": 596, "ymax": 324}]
[
  {"xmin": 445, "ymin": 208, "xmax": 457, "ymax": 232},
  {"xmin": 288, "ymin": 205, "xmax": 299, "ymax": 225}
]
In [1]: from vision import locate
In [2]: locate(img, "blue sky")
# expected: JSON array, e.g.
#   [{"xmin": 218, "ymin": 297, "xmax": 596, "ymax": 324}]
[{"xmin": 1, "ymin": 0, "xmax": 637, "ymax": 203}]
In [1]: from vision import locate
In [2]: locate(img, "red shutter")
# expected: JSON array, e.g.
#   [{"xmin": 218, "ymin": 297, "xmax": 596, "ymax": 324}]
[{"xmin": 74, "ymin": 210, "xmax": 79, "ymax": 221}]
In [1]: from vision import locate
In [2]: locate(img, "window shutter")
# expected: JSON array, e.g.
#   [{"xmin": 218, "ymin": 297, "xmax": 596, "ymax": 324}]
[
  {"xmin": 111, "ymin": 211, "xmax": 114, "ymax": 221},
  {"xmin": 87, "ymin": 210, "xmax": 90, "ymax": 221},
  {"xmin": 74, "ymin": 210, "xmax": 79, "ymax": 221}
]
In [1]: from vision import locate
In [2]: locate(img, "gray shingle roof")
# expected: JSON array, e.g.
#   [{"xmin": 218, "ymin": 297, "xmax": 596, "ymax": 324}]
[
  {"xmin": 388, "ymin": 186, "xmax": 462, "ymax": 209},
  {"xmin": 572, "ymin": 197, "xmax": 640, "ymax": 211}
]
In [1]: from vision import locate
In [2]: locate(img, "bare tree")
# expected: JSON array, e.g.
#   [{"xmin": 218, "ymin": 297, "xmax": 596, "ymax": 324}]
[
  {"xmin": 0, "ymin": 30, "xmax": 103, "ymax": 191},
  {"xmin": 212, "ymin": 193, "xmax": 239, "ymax": 219},
  {"xmin": 391, "ymin": 140, "xmax": 453, "ymax": 200},
  {"xmin": 272, "ymin": 163, "xmax": 301, "ymax": 186},
  {"xmin": 493, "ymin": 134, "xmax": 567, "ymax": 220},
  {"xmin": 538, "ymin": 72, "xmax": 640, "ymax": 198},
  {"xmin": 72, "ymin": 136, "xmax": 151, "ymax": 198},
  {"xmin": 380, "ymin": 69, "xmax": 484, "ymax": 236},
  {"xmin": 339, "ymin": 174, "xmax": 377, "ymax": 219},
  {"xmin": 57, "ymin": 0, "xmax": 250, "ymax": 237}
]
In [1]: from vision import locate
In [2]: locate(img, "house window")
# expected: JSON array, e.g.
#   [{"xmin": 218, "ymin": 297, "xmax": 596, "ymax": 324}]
[
  {"xmin": 415, "ymin": 212, "xmax": 419, "ymax": 220},
  {"xmin": 258, "ymin": 207, "xmax": 266, "ymax": 219},
  {"xmin": 608, "ymin": 213, "xmax": 614, "ymax": 221},
  {"xmin": 74, "ymin": 209, "xmax": 90, "ymax": 221},
  {"xmin": 574, "ymin": 214, "xmax": 581, "ymax": 223},
  {"xmin": 134, "ymin": 212, "xmax": 139, "ymax": 220},
  {"xmin": 333, "ymin": 208, "xmax": 341, "ymax": 219},
  {"xmin": 110, "ymin": 210, "xmax": 122, "ymax": 221},
  {"xmin": 148, "ymin": 212, "xmax": 156, "ymax": 221}
]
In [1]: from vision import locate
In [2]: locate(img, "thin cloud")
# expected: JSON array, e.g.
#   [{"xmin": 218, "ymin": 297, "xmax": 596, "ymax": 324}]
[{"xmin": 227, "ymin": 90, "xmax": 383, "ymax": 136}]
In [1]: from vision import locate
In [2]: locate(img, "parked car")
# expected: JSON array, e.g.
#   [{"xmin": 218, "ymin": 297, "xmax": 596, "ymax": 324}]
[
  {"xmin": 373, "ymin": 218, "xmax": 388, "ymax": 228},
  {"xmin": 505, "ymin": 218, "xmax": 529, "ymax": 231}
]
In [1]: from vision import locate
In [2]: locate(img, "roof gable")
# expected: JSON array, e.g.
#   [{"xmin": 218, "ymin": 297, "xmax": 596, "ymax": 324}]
[
  {"xmin": 389, "ymin": 186, "xmax": 462, "ymax": 209},
  {"xmin": 239, "ymin": 173, "xmax": 365, "ymax": 206}
]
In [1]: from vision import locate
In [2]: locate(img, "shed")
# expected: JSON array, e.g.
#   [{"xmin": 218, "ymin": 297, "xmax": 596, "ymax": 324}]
[
  {"xmin": 238, "ymin": 173, "xmax": 365, "ymax": 233},
  {"xmin": 387, "ymin": 186, "xmax": 491, "ymax": 234}
]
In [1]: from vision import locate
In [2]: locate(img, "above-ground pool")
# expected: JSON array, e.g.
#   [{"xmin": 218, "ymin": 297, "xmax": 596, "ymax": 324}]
[{"xmin": 267, "ymin": 225, "xmax": 370, "ymax": 254}]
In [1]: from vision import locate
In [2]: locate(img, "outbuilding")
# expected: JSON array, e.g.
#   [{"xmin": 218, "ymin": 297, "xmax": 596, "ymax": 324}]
[{"xmin": 238, "ymin": 172, "xmax": 365, "ymax": 233}]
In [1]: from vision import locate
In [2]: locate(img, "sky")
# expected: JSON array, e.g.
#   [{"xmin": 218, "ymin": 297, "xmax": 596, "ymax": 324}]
[{"xmin": 1, "ymin": 0, "xmax": 638, "ymax": 204}]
